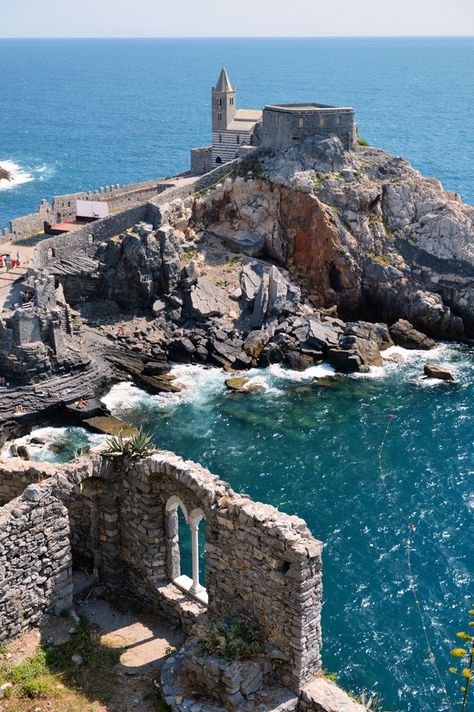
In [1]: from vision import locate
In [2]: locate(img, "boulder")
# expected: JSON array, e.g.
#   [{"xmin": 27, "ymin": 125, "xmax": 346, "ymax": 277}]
[
  {"xmin": 243, "ymin": 330, "xmax": 270, "ymax": 359},
  {"xmin": 221, "ymin": 231, "xmax": 265, "ymax": 257},
  {"xmin": 306, "ymin": 319, "xmax": 340, "ymax": 351},
  {"xmin": 424, "ymin": 363, "xmax": 456, "ymax": 381},
  {"xmin": 189, "ymin": 277, "xmax": 227, "ymax": 319},
  {"xmin": 286, "ymin": 351, "xmax": 314, "ymax": 371},
  {"xmin": 225, "ymin": 377, "xmax": 249, "ymax": 391},
  {"xmin": 152, "ymin": 298, "xmax": 167, "ymax": 316},
  {"xmin": 240, "ymin": 261, "xmax": 267, "ymax": 306},
  {"xmin": 390, "ymin": 319, "xmax": 435, "ymax": 350},
  {"xmin": 251, "ymin": 273, "xmax": 270, "ymax": 328}
]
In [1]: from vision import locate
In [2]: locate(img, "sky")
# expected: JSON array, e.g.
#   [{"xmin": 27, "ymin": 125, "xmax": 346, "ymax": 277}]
[{"xmin": 1, "ymin": 0, "xmax": 474, "ymax": 38}]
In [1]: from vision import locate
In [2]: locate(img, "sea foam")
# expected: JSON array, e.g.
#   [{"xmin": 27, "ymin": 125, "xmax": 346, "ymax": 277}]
[{"xmin": 0, "ymin": 160, "xmax": 35, "ymax": 191}]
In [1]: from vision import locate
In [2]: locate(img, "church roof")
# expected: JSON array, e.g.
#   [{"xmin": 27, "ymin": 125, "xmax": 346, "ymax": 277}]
[
  {"xmin": 227, "ymin": 109, "xmax": 262, "ymax": 132},
  {"xmin": 214, "ymin": 67, "xmax": 234, "ymax": 93}
]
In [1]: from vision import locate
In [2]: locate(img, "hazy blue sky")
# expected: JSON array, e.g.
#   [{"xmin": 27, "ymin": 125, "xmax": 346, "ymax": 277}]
[{"xmin": 1, "ymin": 0, "xmax": 474, "ymax": 37}]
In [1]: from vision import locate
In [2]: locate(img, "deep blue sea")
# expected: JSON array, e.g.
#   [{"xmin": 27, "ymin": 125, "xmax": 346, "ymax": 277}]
[
  {"xmin": 1, "ymin": 37, "xmax": 474, "ymax": 227},
  {"xmin": 1, "ymin": 38, "xmax": 473, "ymax": 711}
]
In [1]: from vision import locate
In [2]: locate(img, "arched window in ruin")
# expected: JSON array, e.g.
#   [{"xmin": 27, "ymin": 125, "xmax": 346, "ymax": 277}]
[
  {"xmin": 47, "ymin": 247, "xmax": 55, "ymax": 259},
  {"xmin": 215, "ymin": 156, "xmax": 222, "ymax": 165},
  {"xmin": 165, "ymin": 495, "xmax": 207, "ymax": 604}
]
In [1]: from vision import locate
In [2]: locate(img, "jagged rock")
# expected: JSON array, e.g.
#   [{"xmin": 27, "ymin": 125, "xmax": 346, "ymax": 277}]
[
  {"xmin": 15, "ymin": 444, "xmax": 30, "ymax": 460},
  {"xmin": 243, "ymin": 330, "xmax": 270, "ymax": 359},
  {"xmin": 390, "ymin": 319, "xmax": 435, "ymax": 350},
  {"xmin": 286, "ymin": 351, "xmax": 314, "ymax": 371},
  {"xmin": 158, "ymin": 225, "xmax": 181, "ymax": 294},
  {"xmin": 306, "ymin": 319, "xmax": 341, "ymax": 351},
  {"xmin": 189, "ymin": 277, "xmax": 227, "ymax": 319},
  {"xmin": 169, "ymin": 337, "xmax": 196, "ymax": 361},
  {"xmin": 152, "ymin": 298, "xmax": 167, "ymax": 316},
  {"xmin": 241, "ymin": 261, "xmax": 267, "ymax": 307},
  {"xmin": 252, "ymin": 273, "xmax": 270, "ymax": 327},
  {"xmin": 424, "ymin": 363, "xmax": 456, "ymax": 381},
  {"xmin": 210, "ymin": 338, "xmax": 251, "ymax": 368},
  {"xmin": 143, "ymin": 361, "xmax": 171, "ymax": 376},
  {"xmin": 259, "ymin": 343, "xmax": 285, "ymax": 366}
]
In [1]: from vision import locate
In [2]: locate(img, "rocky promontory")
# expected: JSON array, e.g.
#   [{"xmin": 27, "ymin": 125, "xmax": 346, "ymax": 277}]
[{"xmin": 1, "ymin": 137, "xmax": 473, "ymax": 439}]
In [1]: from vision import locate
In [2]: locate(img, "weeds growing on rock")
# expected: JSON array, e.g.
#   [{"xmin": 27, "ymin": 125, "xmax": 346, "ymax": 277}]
[{"xmin": 199, "ymin": 616, "xmax": 262, "ymax": 660}]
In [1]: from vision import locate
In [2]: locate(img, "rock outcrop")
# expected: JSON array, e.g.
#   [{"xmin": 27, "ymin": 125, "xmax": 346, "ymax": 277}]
[
  {"xmin": 0, "ymin": 166, "xmax": 12, "ymax": 183},
  {"xmin": 194, "ymin": 138, "xmax": 474, "ymax": 341}
]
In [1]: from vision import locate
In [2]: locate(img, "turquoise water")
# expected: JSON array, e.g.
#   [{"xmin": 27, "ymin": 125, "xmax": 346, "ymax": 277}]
[
  {"xmin": 1, "ymin": 37, "xmax": 474, "ymax": 228},
  {"xmin": 98, "ymin": 348, "xmax": 472, "ymax": 712},
  {"xmin": 8, "ymin": 348, "xmax": 473, "ymax": 709}
]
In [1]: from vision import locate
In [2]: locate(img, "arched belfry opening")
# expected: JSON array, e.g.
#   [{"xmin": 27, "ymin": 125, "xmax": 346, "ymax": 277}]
[{"xmin": 165, "ymin": 495, "xmax": 207, "ymax": 604}]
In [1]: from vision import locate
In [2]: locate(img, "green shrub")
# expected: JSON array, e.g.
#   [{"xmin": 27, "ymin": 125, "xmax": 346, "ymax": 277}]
[
  {"xmin": 102, "ymin": 427, "xmax": 154, "ymax": 460},
  {"xmin": 199, "ymin": 616, "xmax": 263, "ymax": 660},
  {"xmin": 21, "ymin": 675, "xmax": 55, "ymax": 698}
]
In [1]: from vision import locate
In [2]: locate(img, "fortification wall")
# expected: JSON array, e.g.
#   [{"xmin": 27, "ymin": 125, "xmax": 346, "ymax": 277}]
[
  {"xmin": 33, "ymin": 160, "xmax": 239, "ymax": 270},
  {"xmin": 5, "ymin": 179, "xmax": 174, "ymax": 242},
  {"xmin": 262, "ymin": 105, "xmax": 356, "ymax": 152}
]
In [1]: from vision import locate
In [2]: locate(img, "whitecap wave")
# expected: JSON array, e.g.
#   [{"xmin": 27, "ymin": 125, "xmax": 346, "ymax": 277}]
[
  {"xmin": 266, "ymin": 362, "xmax": 335, "ymax": 381},
  {"xmin": 1, "ymin": 426, "xmax": 106, "ymax": 463},
  {"xmin": 103, "ymin": 361, "xmax": 337, "ymax": 416},
  {"xmin": 0, "ymin": 160, "xmax": 34, "ymax": 191}
]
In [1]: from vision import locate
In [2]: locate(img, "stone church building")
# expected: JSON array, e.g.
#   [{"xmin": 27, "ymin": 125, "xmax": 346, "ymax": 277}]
[{"xmin": 191, "ymin": 67, "xmax": 356, "ymax": 174}]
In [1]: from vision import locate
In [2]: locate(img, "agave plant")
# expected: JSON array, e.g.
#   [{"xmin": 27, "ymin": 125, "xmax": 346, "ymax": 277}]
[{"xmin": 102, "ymin": 428, "xmax": 154, "ymax": 460}]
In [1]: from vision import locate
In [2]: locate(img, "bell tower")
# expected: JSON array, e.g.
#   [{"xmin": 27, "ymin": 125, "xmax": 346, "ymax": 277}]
[{"xmin": 212, "ymin": 67, "xmax": 236, "ymax": 131}]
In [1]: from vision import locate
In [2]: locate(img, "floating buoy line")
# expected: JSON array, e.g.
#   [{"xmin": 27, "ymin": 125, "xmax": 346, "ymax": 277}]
[{"xmin": 377, "ymin": 414, "xmax": 454, "ymax": 712}]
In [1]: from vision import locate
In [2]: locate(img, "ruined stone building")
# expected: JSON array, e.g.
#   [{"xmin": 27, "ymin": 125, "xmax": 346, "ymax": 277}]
[
  {"xmin": 0, "ymin": 451, "xmax": 366, "ymax": 711},
  {"xmin": 190, "ymin": 67, "xmax": 356, "ymax": 174}
]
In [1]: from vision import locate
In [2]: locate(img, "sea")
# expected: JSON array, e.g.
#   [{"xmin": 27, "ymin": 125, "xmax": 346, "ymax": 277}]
[{"xmin": 1, "ymin": 37, "xmax": 473, "ymax": 711}]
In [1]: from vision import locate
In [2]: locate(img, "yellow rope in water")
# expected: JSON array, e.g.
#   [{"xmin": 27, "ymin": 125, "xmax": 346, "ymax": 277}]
[{"xmin": 377, "ymin": 414, "xmax": 454, "ymax": 712}]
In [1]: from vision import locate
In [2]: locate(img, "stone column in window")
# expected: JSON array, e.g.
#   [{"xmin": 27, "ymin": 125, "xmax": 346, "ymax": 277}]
[{"xmin": 189, "ymin": 518, "xmax": 204, "ymax": 595}]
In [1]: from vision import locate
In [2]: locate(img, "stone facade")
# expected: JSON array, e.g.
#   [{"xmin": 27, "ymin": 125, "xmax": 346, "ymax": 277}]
[
  {"xmin": 191, "ymin": 68, "xmax": 356, "ymax": 173},
  {"xmin": 261, "ymin": 104, "xmax": 356, "ymax": 152}
]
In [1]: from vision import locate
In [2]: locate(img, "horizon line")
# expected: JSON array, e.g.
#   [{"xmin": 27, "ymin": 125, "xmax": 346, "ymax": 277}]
[{"xmin": 1, "ymin": 34, "xmax": 474, "ymax": 40}]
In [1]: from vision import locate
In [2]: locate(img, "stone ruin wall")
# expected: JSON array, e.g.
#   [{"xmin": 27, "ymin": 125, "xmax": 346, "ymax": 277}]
[
  {"xmin": 3, "ymin": 178, "xmax": 175, "ymax": 242},
  {"xmin": 0, "ymin": 449, "xmax": 322, "ymax": 691},
  {"xmin": 0, "ymin": 451, "xmax": 369, "ymax": 710}
]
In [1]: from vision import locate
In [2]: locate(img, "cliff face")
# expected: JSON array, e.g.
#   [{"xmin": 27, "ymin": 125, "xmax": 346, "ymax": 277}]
[{"xmin": 193, "ymin": 138, "xmax": 474, "ymax": 339}]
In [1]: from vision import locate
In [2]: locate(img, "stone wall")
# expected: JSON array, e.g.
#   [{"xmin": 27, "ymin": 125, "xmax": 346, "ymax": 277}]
[
  {"xmin": 0, "ymin": 449, "xmax": 371, "ymax": 709},
  {"xmin": 190, "ymin": 147, "xmax": 213, "ymax": 175},
  {"xmin": 0, "ymin": 449, "xmax": 322, "ymax": 693},
  {"xmin": 0, "ymin": 477, "xmax": 73, "ymax": 640},
  {"xmin": 33, "ymin": 160, "xmax": 240, "ymax": 272},
  {"xmin": 5, "ymin": 180, "xmax": 173, "ymax": 241},
  {"xmin": 262, "ymin": 105, "xmax": 356, "ymax": 152}
]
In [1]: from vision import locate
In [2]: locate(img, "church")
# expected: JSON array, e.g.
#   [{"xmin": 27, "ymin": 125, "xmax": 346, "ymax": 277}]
[{"xmin": 190, "ymin": 68, "xmax": 356, "ymax": 175}]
